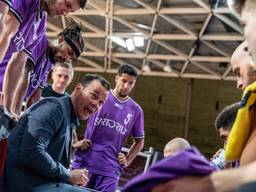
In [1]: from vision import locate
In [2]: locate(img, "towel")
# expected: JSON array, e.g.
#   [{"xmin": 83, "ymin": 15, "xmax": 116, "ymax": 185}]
[
  {"xmin": 225, "ymin": 81, "xmax": 256, "ymax": 161},
  {"xmin": 122, "ymin": 147, "xmax": 216, "ymax": 192}
]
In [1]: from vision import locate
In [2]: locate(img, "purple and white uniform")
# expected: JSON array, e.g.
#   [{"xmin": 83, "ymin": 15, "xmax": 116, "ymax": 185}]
[
  {"xmin": 72, "ymin": 90, "xmax": 145, "ymax": 179},
  {"xmin": 8, "ymin": 0, "xmax": 46, "ymax": 53},
  {"xmin": 25, "ymin": 35, "xmax": 53, "ymax": 100},
  {"xmin": 0, "ymin": 0, "xmax": 46, "ymax": 90}
]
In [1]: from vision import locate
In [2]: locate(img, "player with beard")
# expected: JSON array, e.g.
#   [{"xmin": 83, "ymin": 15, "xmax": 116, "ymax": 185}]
[
  {"xmin": 228, "ymin": 0, "xmax": 256, "ymax": 64},
  {"xmin": 10, "ymin": 19, "xmax": 84, "ymax": 115},
  {"xmin": 0, "ymin": 0, "xmax": 87, "ymax": 117},
  {"xmin": 72, "ymin": 64, "xmax": 145, "ymax": 192},
  {"xmin": 148, "ymin": 41, "xmax": 256, "ymax": 192},
  {"xmin": 0, "ymin": 0, "xmax": 86, "ymax": 64}
]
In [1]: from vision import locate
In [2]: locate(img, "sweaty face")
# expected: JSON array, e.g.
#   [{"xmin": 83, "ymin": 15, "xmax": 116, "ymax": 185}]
[
  {"xmin": 55, "ymin": 41, "xmax": 76, "ymax": 63},
  {"xmin": 74, "ymin": 80, "xmax": 108, "ymax": 120},
  {"xmin": 46, "ymin": 0, "xmax": 81, "ymax": 17},
  {"xmin": 114, "ymin": 74, "xmax": 136, "ymax": 98},
  {"xmin": 52, "ymin": 66, "xmax": 73, "ymax": 91},
  {"xmin": 241, "ymin": 9, "xmax": 256, "ymax": 64},
  {"xmin": 231, "ymin": 55, "xmax": 256, "ymax": 90}
]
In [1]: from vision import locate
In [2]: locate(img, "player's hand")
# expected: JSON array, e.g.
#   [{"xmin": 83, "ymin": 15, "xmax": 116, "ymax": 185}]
[
  {"xmin": 68, "ymin": 168, "xmax": 89, "ymax": 186},
  {"xmin": 73, "ymin": 139, "xmax": 92, "ymax": 151},
  {"xmin": 151, "ymin": 176, "xmax": 214, "ymax": 192},
  {"xmin": 118, "ymin": 153, "xmax": 128, "ymax": 167},
  {"xmin": 9, "ymin": 111, "xmax": 20, "ymax": 122},
  {"xmin": 0, "ymin": 92, "xmax": 19, "ymax": 122}
]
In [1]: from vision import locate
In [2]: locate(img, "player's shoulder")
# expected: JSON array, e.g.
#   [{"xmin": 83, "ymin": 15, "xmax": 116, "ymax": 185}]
[{"xmin": 129, "ymin": 98, "xmax": 143, "ymax": 112}]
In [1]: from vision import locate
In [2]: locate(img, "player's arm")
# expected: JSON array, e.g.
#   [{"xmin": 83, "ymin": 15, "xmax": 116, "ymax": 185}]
[
  {"xmin": 151, "ymin": 161, "xmax": 256, "ymax": 192},
  {"xmin": 12, "ymin": 59, "xmax": 34, "ymax": 115},
  {"xmin": 0, "ymin": 1, "xmax": 10, "ymax": 33},
  {"xmin": 210, "ymin": 161, "xmax": 256, "ymax": 192},
  {"xmin": 0, "ymin": 11, "xmax": 20, "ymax": 63},
  {"xmin": 25, "ymin": 87, "xmax": 42, "ymax": 109},
  {"xmin": 118, "ymin": 138, "xmax": 144, "ymax": 167},
  {"xmin": 2, "ymin": 51, "xmax": 28, "ymax": 115}
]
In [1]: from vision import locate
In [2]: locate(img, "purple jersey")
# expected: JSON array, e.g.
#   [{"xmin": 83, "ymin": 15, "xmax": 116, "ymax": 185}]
[
  {"xmin": 0, "ymin": 0, "xmax": 46, "ymax": 90},
  {"xmin": 72, "ymin": 90, "xmax": 145, "ymax": 178},
  {"xmin": 122, "ymin": 147, "xmax": 216, "ymax": 192},
  {"xmin": 7, "ymin": 0, "xmax": 46, "ymax": 55},
  {"xmin": 25, "ymin": 35, "xmax": 53, "ymax": 100}
]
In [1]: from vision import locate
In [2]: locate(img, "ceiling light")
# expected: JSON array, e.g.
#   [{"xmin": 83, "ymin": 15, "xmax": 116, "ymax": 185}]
[
  {"xmin": 226, "ymin": 0, "xmax": 234, "ymax": 7},
  {"xmin": 226, "ymin": 0, "xmax": 240, "ymax": 19},
  {"xmin": 126, "ymin": 38, "xmax": 135, "ymax": 51},
  {"xmin": 163, "ymin": 63, "xmax": 172, "ymax": 73},
  {"xmin": 110, "ymin": 36, "xmax": 126, "ymax": 48},
  {"xmin": 133, "ymin": 36, "xmax": 144, "ymax": 47}
]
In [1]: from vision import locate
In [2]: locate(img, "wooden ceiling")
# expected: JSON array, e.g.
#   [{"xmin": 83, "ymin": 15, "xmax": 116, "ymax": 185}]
[{"xmin": 46, "ymin": 0, "xmax": 243, "ymax": 80}]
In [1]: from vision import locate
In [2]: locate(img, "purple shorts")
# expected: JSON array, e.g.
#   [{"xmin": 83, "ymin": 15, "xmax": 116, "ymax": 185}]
[{"xmin": 86, "ymin": 172, "xmax": 118, "ymax": 192}]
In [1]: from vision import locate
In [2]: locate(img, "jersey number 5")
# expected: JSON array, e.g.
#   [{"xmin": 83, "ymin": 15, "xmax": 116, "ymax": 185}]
[{"xmin": 124, "ymin": 113, "xmax": 132, "ymax": 125}]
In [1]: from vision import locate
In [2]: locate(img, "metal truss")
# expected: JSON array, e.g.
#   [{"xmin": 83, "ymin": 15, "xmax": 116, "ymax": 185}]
[{"xmin": 46, "ymin": 0, "xmax": 243, "ymax": 80}]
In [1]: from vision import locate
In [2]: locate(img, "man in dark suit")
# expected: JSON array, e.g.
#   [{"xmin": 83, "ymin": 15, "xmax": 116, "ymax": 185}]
[{"xmin": 4, "ymin": 74, "xmax": 110, "ymax": 192}]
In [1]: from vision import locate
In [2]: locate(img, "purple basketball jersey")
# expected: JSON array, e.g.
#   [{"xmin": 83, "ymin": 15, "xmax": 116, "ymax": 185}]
[
  {"xmin": 8, "ymin": 0, "xmax": 46, "ymax": 56},
  {"xmin": 0, "ymin": 0, "xmax": 46, "ymax": 90},
  {"xmin": 122, "ymin": 147, "xmax": 216, "ymax": 192},
  {"xmin": 72, "ymin": 90, "xmax": 145, "ymax": 178},
  {"xmin": 25, "ymin": 35, "xmax": 53, "ymax": 100}
]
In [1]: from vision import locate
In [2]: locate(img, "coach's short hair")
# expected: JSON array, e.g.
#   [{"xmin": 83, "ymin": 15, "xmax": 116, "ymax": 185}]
[{"xmin": 81, "ymin": 74, "xmax": 110, "ymax": 91}]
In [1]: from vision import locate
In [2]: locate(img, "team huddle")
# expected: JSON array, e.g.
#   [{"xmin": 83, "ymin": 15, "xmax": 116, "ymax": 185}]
[{"xmin": 1, "ymin": 0, "xmax": 256, "ymax": 192}]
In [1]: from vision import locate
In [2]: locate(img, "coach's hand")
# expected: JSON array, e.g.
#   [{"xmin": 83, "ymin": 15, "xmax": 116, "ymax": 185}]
[
  {"xmin": 68, "ymin": 168, "xmax": 89, "ymax": 186},
  {"xmin": 118, "ymin": 153, "xmax": 128, "ymax": 167},
  {"xmin": 9, "ymin": 111, "xmax": 20, "ymax": 122},
  {"xmin": 73, "ymin": 139, "xmax": 91, "ymax": 151}
]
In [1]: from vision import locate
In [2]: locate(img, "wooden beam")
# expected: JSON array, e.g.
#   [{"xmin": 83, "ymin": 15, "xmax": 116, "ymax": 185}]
[
  {"xmin": 153, "ymin": 34, "xmax": 197, "ymax": 40},
  {"xmin": 114, "ymin": 8, "xmax": 154, "ymax": 15},
  {"xmin": 77, "ymin": 57, "xmax": 104, "ymax": 69},
  {"xmin": 201, "ymin": 34, "xmax": 244, "ymax": 41},
  {"xmin": 81, "ymin": 51, "xmax": 105, "ymax": 57},
  {"xmin": 160, "ymin": 7, "xmax": 209, "ymax": 14},
  {"xmin": 191, "ymin": 56, "xmax": 230, "ymax": 62}
]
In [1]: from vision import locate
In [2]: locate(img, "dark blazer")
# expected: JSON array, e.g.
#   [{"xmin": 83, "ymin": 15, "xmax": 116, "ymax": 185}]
[{"xmin": 5, "ymin": 96, "xmax": 78, "ymax": 192}]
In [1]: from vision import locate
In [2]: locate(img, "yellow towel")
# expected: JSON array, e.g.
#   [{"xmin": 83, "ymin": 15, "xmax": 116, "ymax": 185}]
[{"xmin": 225, "ymin": 81, "xmax": 256, "ymax": 161}]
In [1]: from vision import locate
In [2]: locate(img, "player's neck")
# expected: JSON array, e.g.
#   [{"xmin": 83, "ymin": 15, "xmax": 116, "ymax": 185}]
[
  {"xmin": 40, "ymin": 0, "xmax": 46, "ymax": 12},
  {"xmin": 52, "ymin": 84, "xmax": 65, "ymax": 95},
  {"xmin": 112, "ymin": 89, "xmax": 128, "ymax": 101}
]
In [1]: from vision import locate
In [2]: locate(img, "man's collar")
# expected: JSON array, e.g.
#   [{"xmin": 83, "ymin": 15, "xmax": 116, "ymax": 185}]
[{"xmin": 67, "ymin": 97, "xmax": 79, "ymax": 127}]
